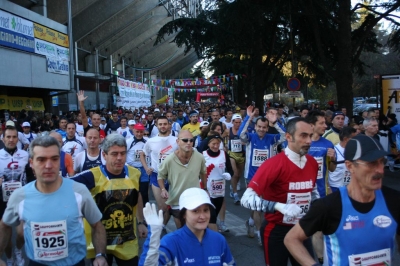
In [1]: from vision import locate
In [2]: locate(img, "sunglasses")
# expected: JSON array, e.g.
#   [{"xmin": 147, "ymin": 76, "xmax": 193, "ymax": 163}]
[{"xmin": 180, "ymin": 138, "xmax": 195, "ymax": 143}]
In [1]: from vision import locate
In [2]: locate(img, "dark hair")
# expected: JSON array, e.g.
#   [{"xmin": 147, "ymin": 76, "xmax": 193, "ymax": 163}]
[
  {"xmin": 339, "ymin": 126, "xmax": 356, "ymax": 141},
  {"xmin": 157, "ymin": 116, "xmax": 168, "ymax": 124},
  {"xmin": 207, "ymin": 130, "xmax": 220, "ymax": 137},
  {"xmin": 255, "ymin": 117, "xmax": 268, "ymax": 125},
  {"xmin": 120, "ymin": 116, "xmax": 127, "ymax": 122},
  {"xmin": 210, "ymin": 122, "xmax": 222, "ymax": 131},
  {"xmin": 306, "ymin": 110, "xmax": 325, "ymax": 125},
  {"xmin": 286, "ymin": 117, "xmax": 308, "ymax": 137},
  {"xmin": 66, "ymin": 122, "xmax": 76, "ymax": 129},
  {"xmin": 300, "ymin": 106, "xmax": 309, "ymax": 113}
]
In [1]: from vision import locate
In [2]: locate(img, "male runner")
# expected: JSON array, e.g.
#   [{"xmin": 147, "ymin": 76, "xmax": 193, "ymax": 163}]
[
  {"xmin": 0, "ymin": 127, "xmax": 29, "ymax": 266},
  {"xmin": 56, "ymin": 117, "xmax": 68, "ymax": 138},
  {"xmin": 72, "ymin": 134, "xmax": 147, "ymax": 265},
  {"xmin": 77, "ymin": 91, "xmax": 106, "ymax": 140},
  {"xmin": 140, "ymin": 116, "xmax": 178, "ymax": 233},
  {"xmin": 241, "ymin": 117, "xmax": 319, "ymax": 266},
  {"xmin": 126, "ymin": 123, "xmax": 151, "ymax": 205},
  {"xmin": 285, "ymin": 134, "xmax": 400, "ymax": 266},
  {"xmin": 61, "ymin": 122, "xmax": 86, "ymax": 159},
  {"xmin": 328, "ymin": 126, "xmax": 357, "ymax": 191},
  {"xmin": 157, "ymin": 130, "xmax": 207, "ymax": 229},
  {"xmin": 0, "ymin": 136, "xmax": 107, "ymax": 266},
  {"xmin": 239, "ymin": 105, "xmax": 285, "ymax": 245},
  {"xmin": 306, "ymin": 110, "xmax": 336, "ymax": 264},
  {"xmin": 181, "ymin": 111, "xmax": 201, "ymax": 137},
  {"xmin": 21, "ymin": 122, "xmax": 37, "ymax": 144},
  {"xmin": 116, "ymin": 117, "xmax": 129, "ymax": 136},
  {"xmin": 224, "ymin": 114, "xmax": 245, "ymax": 204},
  {"xmin": 49, "ymin": 131, "xmax": 75, "ymax": 177},
  {"xmin": 323, "ymin": 111, "xmax": 345, "ymax": 145},
  {"xmin": 74, "ymin": 128, "xmax": 104, "ymax": 174},
  {"xmin": 166, "ymin": 111, "xmax": 181, "ymax": 133}
]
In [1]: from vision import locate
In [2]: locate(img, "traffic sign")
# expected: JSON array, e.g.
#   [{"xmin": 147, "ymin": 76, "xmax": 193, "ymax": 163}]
[
  {"xmin": 286, "ymin": 91, "xmax": 302, "ymax": 98},
  {"xmin": 287, "ymin": 78, "xmax": 301, "ymax": 91}
]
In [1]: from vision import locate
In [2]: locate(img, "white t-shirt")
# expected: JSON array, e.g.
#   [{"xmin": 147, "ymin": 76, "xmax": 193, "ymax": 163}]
[
  {"xmin": 142, "ymin": 135, "xmax": 178, "ymax": 173},
  {"xmin": 61, "ymin": 136, "xmax": 86, "ymax": 159},
  {"xmin": 329, "ymin": 143, "xmax": 349, "ymax": 188},
  {"xmin": 75, "ymin": 124, "xmax": 84, "ymax": 136},
  {"xmin": 223, "ymin": 120, "xmax": 233, "ymax": 129},
  {"xmin": 23, "ymin": 132, "xmax": 37, "ymax": 143},
  {"xmin": 116, "ymin": 127, "xmax": 130, "ymax": 136}
]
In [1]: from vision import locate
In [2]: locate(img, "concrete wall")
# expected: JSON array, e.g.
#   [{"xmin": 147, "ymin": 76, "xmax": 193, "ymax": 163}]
[{"xmin": 0, "ymin": 47, "xmax": 70, "ymax": 90}]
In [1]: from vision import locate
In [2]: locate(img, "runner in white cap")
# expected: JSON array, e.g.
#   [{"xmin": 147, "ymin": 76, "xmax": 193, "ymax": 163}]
[
  {"xmin": 21, "ymin": 122, "xmax": 37, "ymax": 144},
  {"xmin": 139, "ymin": 187, "xmax": 235, "ymax": 265}
]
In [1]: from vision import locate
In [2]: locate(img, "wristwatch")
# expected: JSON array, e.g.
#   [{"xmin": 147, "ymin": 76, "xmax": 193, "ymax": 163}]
[
  {"xmin": 138, "ymin": 221, "xmax": 146, "ymax": 226},
  {"xmin": 95, "ymin": 253, "xmax": 107, "ymax": 259}
]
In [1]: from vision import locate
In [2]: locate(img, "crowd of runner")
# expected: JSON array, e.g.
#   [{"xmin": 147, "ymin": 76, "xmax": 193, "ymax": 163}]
[{"xmin": 0, "ymin": 90, "xmax": 399, "ymax": 266}]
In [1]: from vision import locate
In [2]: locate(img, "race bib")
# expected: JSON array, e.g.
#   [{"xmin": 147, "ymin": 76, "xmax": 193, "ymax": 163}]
[
  {"xmin": 158, "ymin": 153, "xmax": 168, "ymax": 164},
  {"xmin": 283, "ymin": 192, "xmax": 311, "ymax": 225},
  {"xmin": 2, "ymin": 181, "xmax": 22, "ymax": 202},
  {"xmin": 31, "ymin": 220, "xmax": 68, "ymax": 261},
  {"xmin": 209, "ymin": 179, "xmax": 225, "ymax": 197},
  {"xmin": 230, "ymin": 139, "xmax": 242, "ymax": 153},
  {"xmin": 252, "ymin": 149, "xmax": 268, "ymax": 167},
  {"xmin": 343, "ymin": 170, "xmax": 351, "ymax": 185},
  {"xmin": 134, "ymin": 150, "xmax": 142, "ymax": 162},
  {"xmin": 315, "ymin": 157, "xmax": 324, "ymax": 179},
  {"xmin": 348, "ymin": 248, "xmax": 390, "ymax": 266}
]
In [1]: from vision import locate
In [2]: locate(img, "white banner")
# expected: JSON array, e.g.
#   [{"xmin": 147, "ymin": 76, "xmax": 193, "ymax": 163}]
[
  {"xmin": 46, "ymin": 56, "xmax": 69, "ymax": 75},
  {"xmin": 0, "ymin": 10, "xmax": 34, "ymax": 37},
  {"xmin": 116, "ymin": 78, "xmax": 151, "ymax": 109},
  {"xmin": 35, "ymin": 38, "xmax": 69, "ymax": 60}
]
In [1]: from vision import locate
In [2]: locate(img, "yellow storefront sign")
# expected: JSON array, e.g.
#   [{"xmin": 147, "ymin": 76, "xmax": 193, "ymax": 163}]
[
  {"xmin": 7, "ymin": 97, "xmax": 45, "ymax": 111},
  {"xmin": 0, "ymin": 95, "xmax": 8, "ymax": 110},
  {"xmin": 33, "ymin": 23, "xmax": 69, "ymax": 48}
]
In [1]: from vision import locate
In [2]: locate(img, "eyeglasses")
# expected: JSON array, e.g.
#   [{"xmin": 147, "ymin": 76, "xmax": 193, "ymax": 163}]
[
  {"xmin": 179, "ymin": 138, "xmax": 195, "ymax": 143},
  {"xmin": 353, "ymin": 158, "xmax": 387, "ymax": 168}
]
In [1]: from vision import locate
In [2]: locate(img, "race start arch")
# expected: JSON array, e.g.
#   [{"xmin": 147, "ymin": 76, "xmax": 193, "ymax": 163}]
[{"xmin": 196, "ymin": 92, "xmax": 221, "ymax": 102}]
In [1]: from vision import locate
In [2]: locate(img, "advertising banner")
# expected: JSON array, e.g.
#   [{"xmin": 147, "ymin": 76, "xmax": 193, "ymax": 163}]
[
  {"xmin": 382, "ymin": 75, "xmax": 400, "ymax": 121},
  {"xmin": 0, "ymin": 95, "xmax": 8, "ymax": 110},
  {"xmin": 33, "ymin": 23, "xmax": 69, "ymax": 47},
  {"xmin": 0, "ymin": 10, "xmax": 35, "ymax": 53},
  {"xmin": 7, "ymin": 96, "xmax": 44, "ymax": 111},
  {"xmin": 46, "ymin": 56, "xmax": 69, "ymax": 75},
  {"xmin": 34, "ymin": 38, "xmax": 57, "ymax": 57},
  {"xmin": 116, "ymin": 78, "xmax": 151, "ymax": 109}
]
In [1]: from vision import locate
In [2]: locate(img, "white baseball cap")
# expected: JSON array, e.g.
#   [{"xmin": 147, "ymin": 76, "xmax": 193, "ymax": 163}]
[
  {"xmin": 179, "ymin": 187, "xmax": 215, "ymax": 210},
  {"xmin": 5, "ymin": 121, "xmax": 15, "ymax": 127},
  {"xmin": 200, "ymin": 121, "xmax": 209, "ymax": 128},
  {"xmin": 22, "ymin": 122, "xmax": 31, "ymax": 127},
  {"xmin": 128, "ymin": 120, "xmax": 135, "ymax": 126},
  {"xmin": 154, "ymin": 108, "xmax": 160, "ymax": 112},
  {"xmin": 232, "ymin": 114, "xmax": 242, "ymax": 121}
]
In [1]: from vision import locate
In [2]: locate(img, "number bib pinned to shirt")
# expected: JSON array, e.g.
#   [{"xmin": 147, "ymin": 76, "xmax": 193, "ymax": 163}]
[
  {"xmin": 343, "ymin": 170, "xmax": 351, "ymax": 185},
  {"xmin": 210, "ymin": 179, "xmax": 225, "ymax": 197},
  {"xmin": 348, "ymin": 248, "xmax": 390, "ymax": 266},
  {"xmin": 2, "ymin": 181, "xmax": 21, "ymax": 202},
  {"xmin": 134, "ymin": 150, "xmax": 142, "ymax": 162},
  {"xmin": 252, "ymin": 149, "xmax": 268, "ymax": 167},
  {"xmin": 230, "ymin": 139, "xmax": 242, "ymax": 152},
  {"xmin": 282, "ymin": 192, "xmax": 311, "ymax": 225},
  {"xmin": 315, "ymin": 157, "xmax": 324, "ymax": 179},
  {"xmin": 31, "ymin": 220, "xmax": 68, "ymax": 261}
]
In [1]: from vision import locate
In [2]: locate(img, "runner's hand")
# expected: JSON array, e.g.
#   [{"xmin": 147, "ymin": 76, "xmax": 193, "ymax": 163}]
[
  {"xmin": 76, "ymin": 90, "xmax": 88, "ymax": 102},
  {"xmin": 161, "ymin": 189, "xmax": 169, "ymax": 199},
  {"xmin": 145, "ymin": 167, "xmax": 154, "ymax": 175},
  {"xmin": 93, "ymin": 256, "xmax": 108, "ymax": 266},
  {"xmin": 143, "ymin": 203, "xmax": 163, "ymax": 227},
  {"xmin": 274, "ymin": 203, "xmax": 302, "ymax": 217},
  {"xmin": 222, "ymin": 173, "xmax": 231, "ymax": 180},
  {"xmin": 327, "ymin": 148, "xmax": 335, "ymax": 160},
  {"xmin": 246, "ymin": 105, "xmax": 256, "ymax": 117}
]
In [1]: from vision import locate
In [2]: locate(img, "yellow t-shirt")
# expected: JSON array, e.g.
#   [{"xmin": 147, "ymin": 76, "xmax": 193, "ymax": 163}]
[{"xmin": 182, "ymin": 122, "xmax": 201, "ymax": 136}]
